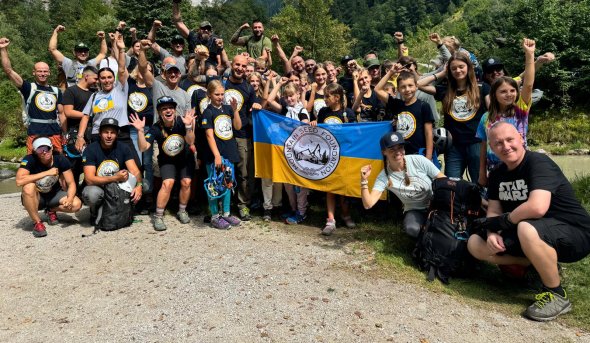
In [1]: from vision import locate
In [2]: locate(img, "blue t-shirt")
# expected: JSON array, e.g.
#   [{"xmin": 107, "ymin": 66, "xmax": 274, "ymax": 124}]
[
  {"xmin": 145, "ymin": 119, "xmax": 190, "ymax": 166},
  {"xmin": 82, "ymin": 141, "xmax": 135, "ymax": 177},
  {"xmin": 20, "ymin": 154, "xmax": 71, "ymax": 194},
  {"xmin": 20, "ymin": 81, "xmax": 63, "ymax": 136},
  {"xmin": 201, "ymin": 104, "xmax": 239, "ymax": 164}
]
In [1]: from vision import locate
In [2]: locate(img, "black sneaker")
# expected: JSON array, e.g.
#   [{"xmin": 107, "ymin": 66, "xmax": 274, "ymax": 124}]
[{"xmin": 263, "ymin": 209, "xmax": 272, "ymax": 222}]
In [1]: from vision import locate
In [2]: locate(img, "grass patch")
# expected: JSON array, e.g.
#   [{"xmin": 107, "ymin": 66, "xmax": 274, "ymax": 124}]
[
  {"xmin": 529, "ymin": 110, "xmax": 590, "ymax": 152},
  {"xmin": 0, "ymin": 138, "xmax": 26, "ymax": 161}
]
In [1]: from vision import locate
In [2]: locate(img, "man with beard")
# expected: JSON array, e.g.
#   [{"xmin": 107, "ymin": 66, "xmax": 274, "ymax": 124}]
[
  {"xmin": 82, "ymin": 118, "xmax": 143, "ymax": 226},
  {"xmin": 17, "ymin": 137, "xmax": 82, "ymax": 238},
  {"xmin": 230, "ymin": 20, "xmax": 272, "ymax": 60},
  {"xmin": 172, "ymin": 2, "xmax": 224, "ymax": 69},
  {"xmin": 1, "ymin": 37, "xmax": 64, "ymax": 154},
  {"xmin": 48, "ymin": 25, "xmax": 107, "ymax": 87},
  {"xmin": 223, "ymin": 54, "xmax": 262, "ymax": 220}
]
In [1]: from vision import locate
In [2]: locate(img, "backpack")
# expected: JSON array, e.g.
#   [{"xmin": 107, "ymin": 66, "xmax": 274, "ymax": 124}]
[
  {"xmin": 413, "ymin": 177, "xmax": 482, "ymax": 284},
  {"xmin": 21, "ymin": 83, "xmax": 60, "ymax": 127},
  {"xmin": 96, "ymin": 182, "xmax": 134, "ymax": 231}
]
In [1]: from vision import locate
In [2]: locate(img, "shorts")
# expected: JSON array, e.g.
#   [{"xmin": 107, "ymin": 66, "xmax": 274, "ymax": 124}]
[
  {"xmin": 159, "ymin": 163, "xmax": 193, "ymax": 181},
  {"xmin": 26, "ymin": 134, "xmax": 63, "ymax": 154},
  {"xmin": 22, "ymin": 189, "xmax": 67, "ymax": 210},
  {"xmin": 476, "ymin": 217, "xmax": 590, "ymax": 263}
]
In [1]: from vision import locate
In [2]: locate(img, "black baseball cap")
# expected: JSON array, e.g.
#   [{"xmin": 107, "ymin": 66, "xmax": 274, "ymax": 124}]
[
  {"xmin": 341, "ymin": 55, "xmax": 354, "ymax": 65},
  {"xmin": 483, "ymin": 57, "xmax": 505, "ymax": 73},
  {"xmin": 380, "ymin": 132, "xmax": 406, "ymax": 150},
  {"xmin": 171, "ymin": 35, "xmax": 185, "ymax": 44},
  {"xmin": 74, "ymin": 42, "xmax": 89, "ymax": 51},
  {"xmin": 156, "ymin": 96, "xmax": 177, "ymax": 109},
  {"xmin": 99, "ymin": 118, "xmax": 119, "ymax": 131}
]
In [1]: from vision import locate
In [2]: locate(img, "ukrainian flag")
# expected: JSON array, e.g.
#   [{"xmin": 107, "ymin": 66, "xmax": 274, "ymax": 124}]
[{"xmin": 254, "ymin": 110, "xmax": 392, "ymax": 198}]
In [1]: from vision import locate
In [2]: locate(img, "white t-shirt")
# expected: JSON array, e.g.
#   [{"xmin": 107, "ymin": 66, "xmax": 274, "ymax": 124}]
[
  {"xmin": 83, "ymin": 80, "xmax": 130, "ymax": 134},
  {"xmin": 373, "ymin": 154, "xmax": 440, "ymax": 211}
]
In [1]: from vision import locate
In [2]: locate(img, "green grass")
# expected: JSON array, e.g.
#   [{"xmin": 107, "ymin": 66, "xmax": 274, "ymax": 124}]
[
  {"xmin": 0, "ymin": 138, "xmax": 26, "ymax": 161},
  {"xmin": 529, "ymin": 110, "xmax": 590, "ymax": 154}
]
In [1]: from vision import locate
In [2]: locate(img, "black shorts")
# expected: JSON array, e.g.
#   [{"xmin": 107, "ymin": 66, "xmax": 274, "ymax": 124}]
[
  {"xmin": 22, "ymin": 190, "xmax": 67, "ymax": 210},
  {"xmin": 159, "ymin": 163, "xmax": 193, "ymax": 181},
  {"xmin": 476, "ymin": 217, "xmax": 590, "ymax": 263}
]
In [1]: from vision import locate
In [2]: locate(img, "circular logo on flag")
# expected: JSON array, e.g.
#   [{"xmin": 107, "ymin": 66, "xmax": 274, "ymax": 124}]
[{"xmin": 284, "ymin": 126, "xmax": 340, "ymax": 180}]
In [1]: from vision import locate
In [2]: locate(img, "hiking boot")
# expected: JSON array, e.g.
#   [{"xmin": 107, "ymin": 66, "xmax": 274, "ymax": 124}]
[
  {"xmin": 176, "ymin": 210, "xmax": 190, "ymax": 224},
  {"xmin": 525, "ymin": 290, "xmax": 572, "ymax": 321},
  {"xmin": 239, "ymin": 207, "xmax": 251, "ymax": 221},
  {"xmin": 32, "ymin": 221, "xmax": 47, "ymax": 238},
  {"xmin": 341, "ymin": 216, "xmax": 356, "ymax": 229},
  {"xmin": 285, "ymin": 212, "xmax": 307, "ymax": 225},
  {"xmin": 222, "ymin": 215, "xmax": 241, "ymax": 227},
  {"xmin": 211, "ymin": 216, "xmax": 231, "ymax": 230},
  {"xmin": 153, "ymin": 216, "xmax": 167, "ymax": 231},
  {"xmin": 46, "ymin": 210, "xmax": 58, "ymax": 225},
  {"xmin": 263, "ymin": 209, "xmax": 272, "ymax": 222},
  {"xmin": 321, "ymin": 219, "xmax": 336, "ymax": 236}
]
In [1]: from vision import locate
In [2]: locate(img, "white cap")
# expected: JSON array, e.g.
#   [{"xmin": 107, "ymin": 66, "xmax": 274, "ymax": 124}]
[{"xmin": 32, "ymin": 137, "xmax": 52, "ymax": 151}]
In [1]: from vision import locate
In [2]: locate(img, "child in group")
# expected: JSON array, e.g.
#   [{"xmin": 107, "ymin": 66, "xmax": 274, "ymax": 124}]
[
  {"xmin": 375, "ymin": 67, "xmax": 435, "ymax": 164},
  {"xmin": 310, "ymin": 83, "xmax": 357, "ymax": 235},
  {"xmin": 477, "ymin": 38, "xmax": 536, "ymax": 186},
  {"xmin": 266, "ymin": 78, "xmax": 311, "ymax": 224},
  {"xmin": 352, "ymin": 68, "xmax": 385, "ymax": 122},
  {"xmin": 201, "ymin": 80, "xmax": 242, "ymax": 230}
]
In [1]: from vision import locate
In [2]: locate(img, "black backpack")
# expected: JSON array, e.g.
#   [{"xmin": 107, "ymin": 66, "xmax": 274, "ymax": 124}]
[
  {"xmin": 96, "ymin": 182, "xmax": 134, "ymax": 231},
  {"xmin": 413, "ymin": 177, "xmax": 482, "ymax": 284}
]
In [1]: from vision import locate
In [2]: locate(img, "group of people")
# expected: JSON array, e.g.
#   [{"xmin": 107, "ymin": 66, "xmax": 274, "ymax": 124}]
[{"xmin": 2, "ymin": 2, "xmax": 589, "ymax": 323}]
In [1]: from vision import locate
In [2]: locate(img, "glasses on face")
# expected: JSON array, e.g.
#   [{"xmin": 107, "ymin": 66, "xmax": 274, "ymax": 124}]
[
  {"xmin": 200, "ymin": 27, "xmax": 212, "ymax": 32},
  {"xmin": 35, "ymin": 146, "xmax": 52, "ymax": 155},
  {"xmin": 486, "ymin": 66, "xmax": 503, "ymax": 74},
  {"xmin": 76, "ymin": 50, "xmax": 89, "ymax": 54}
]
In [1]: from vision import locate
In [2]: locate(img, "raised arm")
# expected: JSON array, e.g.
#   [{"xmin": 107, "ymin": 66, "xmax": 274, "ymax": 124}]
[
  {"xmin": 265, "ymin": 76, "xmax": 287, "ymax": 112},
  {"xmin": 94, "ymin": 31, "xmax": 107, "ymax": 65},
  {"xmin": 147, "ymin": 20, "xmax": 162, "ymax": 55},
  {"xmin": 114, "ymin": 32, "xmax": 129, "ymax": 85},
  {"xmin": 172, "ymin": 1, "xmax": 190, "ymax": 38},
  {"xmin": 394, "ymin": 32, "xmax": 406, "ymax": 59},
  {"xmin": 271, "ymin": 34, "xmax": 291, "ymax": 73},
  {"xmin": 374, "ymin": 65, "xmax": 401, "ymax": 104},
  {"xmin": 289, "ymin": 45, "xmax": 303, "ymax": 62},
  {"xmin": 520, "ymin": 38, "xmax": 536, "ymax": 105},
  {"xmin": 230, "ymin": 23, "xmax": 250, "ymax": 46},
  {"xmin": 138, "ymin": 40, "xmax": 154, "ymax": 87},
  {"xmin": 359, "ymin": 165, "xmax": 384, "ymax": 209},
  {"xmin": 48, "ymin": 25, "xmax": 66, "ymax": 63},
  {"xmin": 0, "ymin": 38, "xmax": 23, "ymax": 88}
]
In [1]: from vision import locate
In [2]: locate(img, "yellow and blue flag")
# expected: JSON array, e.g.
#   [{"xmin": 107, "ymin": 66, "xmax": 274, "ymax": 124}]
[{"xmin": 254, "ymin": 110, "xmax": 392, "ymax": 198}]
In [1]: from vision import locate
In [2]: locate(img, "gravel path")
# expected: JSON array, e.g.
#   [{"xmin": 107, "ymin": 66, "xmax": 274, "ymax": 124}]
[{"xmin": 0, "ymin": 192, "xmax": 588, "ymax": 342}]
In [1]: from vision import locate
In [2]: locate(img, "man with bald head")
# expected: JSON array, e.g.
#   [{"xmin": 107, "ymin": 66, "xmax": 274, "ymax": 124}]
[
  {"xmin": 1, "ymin": 37, "xmax": 64, "ymax": 154},
  {"xmin": 468, "ymin": 122, "xmax": 590, "ymax": 322},
  {"xmin": 223, "ymin": 54, "xmax": 262, "ymax": 220}
]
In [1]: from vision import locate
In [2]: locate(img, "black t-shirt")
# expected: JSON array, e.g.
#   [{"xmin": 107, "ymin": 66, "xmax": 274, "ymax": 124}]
[
  {"xmin": 386, "ymin": 97, "xmax": 434, "ymax": 155},
  {"xmin": 179, "ymin": 77, "xmax": 208, "ymax": 100},
  {"xmin": 201, "ymin": 104, "xmax": 239, "ymax": 164},
  {"xmin": 82, "ymin": 141, "xmax": 135, "ymax": 177},
  {"xmin": 359, "ymin": 91, "xmax": 385, "ymax": 122},
  {"xmin": 488, "ymin": 151, "xmax": 590, "ymax": 229},
  {"xmin": 223, "ymin": 78, "xmax": 259, "ymax": 139},
  {"xmin": 191, "ymin": 89, "xmax": 211, "ymax": 159},
  {"xmin": 338, "ymin": 76, "xmax": 355, "ymax": 109},
  {"xmin": 146, "ymin": 119, "xmax": 190, "ymax": 166},
  {"xmin": 434, "ymin": 83, "xmax": 490, "ymax": 144},
  {"xmin": 63, "ymin": 84, "xmax": 94, "ymax": 130},
  {"xmin": 19, "ymin": 154, "xmax": 71, "ymax": 194},
  {"xmin": 317, "ymin": 107, "xmax": 356, "ymax": 124},
  {"xmin": 187, "ymin": 31, "xmax": 221, "ymax": 67},
  {"xmin": 127, "ymin": 78, "xmax": 154, "ymax": 127},
  {"xmin": 20, "ymin": 81, "xmax": 63, "ymax": 136}
]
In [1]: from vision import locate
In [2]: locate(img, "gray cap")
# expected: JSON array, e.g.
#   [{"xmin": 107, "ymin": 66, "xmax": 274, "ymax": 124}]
[{"xmin": 200, "ymin": 21, "xmax": 212, "ymax": 29}]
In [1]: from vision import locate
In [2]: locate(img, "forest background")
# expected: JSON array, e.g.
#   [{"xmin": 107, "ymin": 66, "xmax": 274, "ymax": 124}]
[{"xmin": 0, "ymin": 0, "xmax": 589, "ymax": 151}]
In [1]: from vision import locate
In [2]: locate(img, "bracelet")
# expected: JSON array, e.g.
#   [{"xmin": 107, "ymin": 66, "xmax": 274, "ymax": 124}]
[
  {"xmin": 136, "ymin": 181, "xmax": 143, "ymax": 187},
  {"xmin": 433, "ymin": 74, "xmax": 438, "ymax": 81},
  {"xmin": 185, "ymin": 125, "xmax": 193, "ymax": 130},
  {"xmin": 360, "ymin": 179, "xmax": 368, "ymax": 185},
  {"xmin": 361, "ymin": 185, "xmax": 369, "ymax": 190}
]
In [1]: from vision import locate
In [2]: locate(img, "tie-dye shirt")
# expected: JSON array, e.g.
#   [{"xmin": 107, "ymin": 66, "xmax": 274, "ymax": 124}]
[{"xmin": 476, "ymin": 95, "xmax": 531, "ymax": 171}]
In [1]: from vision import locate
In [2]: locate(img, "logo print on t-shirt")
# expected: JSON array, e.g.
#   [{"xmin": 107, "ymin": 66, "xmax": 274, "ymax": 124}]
[
  {"xmin": 97, "ymin": 159, "xmax": 120, "ymax": 177},
  {"xmin": 199, "ymin": 97, "xmax": 211, "ymax": 116},
  {"xmin": 450, "ymin": 95, "xmax": 476, "ymax": 122},
  {"xmin": 162, "ymin": 134, "xmax": 185, "ymax": 156},
  {"xmin": 34, "ymin": 91, "xmax": 57, "ymax": 112},
  {"xmin": 93, "ymin": 95, "xmax": 114, "ymax": 113},
  {"xmin": 324, "ymin": 116, "xmax": 343, "ymax": 124},
  {"xmin": 187, "ymin": 84, "xmax": 206, "ymax": 99},
  {"xmin": 36, "ymin": 175, "xmax": 59, "ymax": 193},
  {"xmin": 214, "ymin": 115, "xmax": 233, "ymax": 140},
  {"xmin": 498, "ymin": 179, "xmax": 529, "ymax": 201},
  {"xmin": 128, "ymin": 92, "xmax": 148, "ymax": 112},
  {"xmin": 396, "ymin": 111, "xmax": 417, "ymax": 139},
  {"xmin": 396, "ymin": 175, "xmax": 431, "ymax": 202},
  {"xmin": 223, "ymin": 89, "xmax": 244, "ymax": 112},
  {"xmin": 313, "ymin": 99, "xmax": 326, "ymax": 116},
  {"xmin": 284, "ymin": 125, "xmax": 340, "ymax": 181}
]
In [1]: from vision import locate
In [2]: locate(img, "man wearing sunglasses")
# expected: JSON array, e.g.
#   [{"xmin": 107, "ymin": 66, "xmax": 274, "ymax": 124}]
[
  {"xmin": 16, "ymin": 137, "xmax": 82, "ymax": 238},
  {"xmin": 147, "ymin": 20, "xmax": 187, "ymax": 76}
]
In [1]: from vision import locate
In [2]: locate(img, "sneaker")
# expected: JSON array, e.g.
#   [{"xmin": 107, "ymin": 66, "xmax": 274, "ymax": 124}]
[
  {"xmin": 239, "ymin": 207, "xmax": 251, "ymax": 221},
  {"xmin": 341, "ymin": 216, "xmax": 356, "ymax": 229},
  {"xmin": 222, "ymin": 215, "xmax": 241, "ymax": 227},
  {"xmin": 285, "ymin": 212, "xmax": 307, "ymax": 225},
  {"xmin": 176, "ymin": 210, "xmax": 190, "ymax": 224},
  {"xmin": 153, "ymin": 216, "xmax": 167, "ymax": 231},
  {"xmin": 321, "ymin": 219, "xmax": 336, "ymax": 236},
  {"xmin": 263, "ymin": 209, "xmax": 272, "ymax": 222},
  {"xmin": 281, "ymin": 210, "xmax": 296, "ymax": 220},
  {"xmin": 32, "ymin": 221, "xmax": 47, "ymax": 238},
  {"xmin": 211, "ymin": 216, "xmax": 231, "ymax": 230},
  {"xmin": 46, "ymin": 210, "xmax": 58, "ymax": 226},
  {"xmin": 525, "ymin": 290, "xmax": 572, "ymax": 321}
]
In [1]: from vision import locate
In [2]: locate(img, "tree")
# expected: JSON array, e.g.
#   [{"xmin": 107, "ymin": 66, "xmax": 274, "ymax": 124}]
[{"xmin": 271, "ymin": 0, "xmax": 354, "ymax": 62}]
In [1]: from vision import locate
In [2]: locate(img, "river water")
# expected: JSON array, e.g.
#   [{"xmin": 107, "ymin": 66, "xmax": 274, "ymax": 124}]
[{"xmin": 0, "ymin": 155, "xmax": 588, "ymax": 195}]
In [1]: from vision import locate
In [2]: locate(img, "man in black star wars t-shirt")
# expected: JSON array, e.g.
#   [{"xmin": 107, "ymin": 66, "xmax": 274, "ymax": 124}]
[{"xmin": 468, "ymin": 122, "xmax": 590, "ymax": 322}]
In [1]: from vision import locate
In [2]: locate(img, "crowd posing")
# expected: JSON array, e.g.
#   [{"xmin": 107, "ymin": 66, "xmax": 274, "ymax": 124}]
[{"xmin": 2, "ymin": 2, "xmax": 589, "ymax": 322}]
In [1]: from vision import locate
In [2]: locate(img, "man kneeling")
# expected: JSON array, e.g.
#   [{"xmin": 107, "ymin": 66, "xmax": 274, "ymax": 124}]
[
  {"xmin": 17, "ymin": 137, "xmax": 82, "ymax": 237},
  {"xmin": 468, "ymin": 122, "xmax": 590, "ymax": 321}
]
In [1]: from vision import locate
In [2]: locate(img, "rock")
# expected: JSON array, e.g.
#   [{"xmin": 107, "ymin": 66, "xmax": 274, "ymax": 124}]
[
  {"xmin": 0, "ymin": 169, "xmax": 16, "ymax": 180},
  {"xmin": 10, "ymin": 157, "xmax": 17, "ymax": 163},
  {"xmin": 535, "ymin": 149, "xmax": 547, "ymax": 154}
]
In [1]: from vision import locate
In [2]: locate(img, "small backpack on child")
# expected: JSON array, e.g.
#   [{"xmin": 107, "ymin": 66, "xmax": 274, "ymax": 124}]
[{"xmin": 413, "ymin": 177, "xmax": 482, "ymax": 284}]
